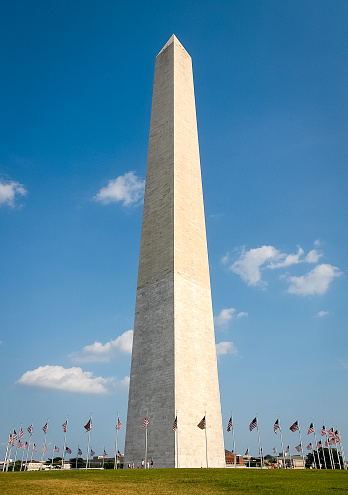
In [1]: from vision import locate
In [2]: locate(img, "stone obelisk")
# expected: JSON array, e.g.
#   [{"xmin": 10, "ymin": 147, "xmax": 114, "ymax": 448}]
[{"xmin": 124, "ymin": 35, "xmax": 225, "ymax": 469}]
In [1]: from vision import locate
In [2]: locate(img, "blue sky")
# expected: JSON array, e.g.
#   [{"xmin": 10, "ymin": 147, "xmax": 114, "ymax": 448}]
[{"xmin": 1, "ymin": 0, "xmax": 347, "ymax": 462}]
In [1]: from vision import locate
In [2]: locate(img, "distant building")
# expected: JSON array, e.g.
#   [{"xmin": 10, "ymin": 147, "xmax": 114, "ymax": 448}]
[{"xmin": 225, "ymin": 451, "xmax": 244, "ymax": 467}]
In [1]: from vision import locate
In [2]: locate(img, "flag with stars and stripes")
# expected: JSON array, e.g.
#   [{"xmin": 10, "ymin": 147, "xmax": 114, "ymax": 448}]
[
  {"xmin": 197, "ymin": 416, "xmax": 206, "ymax": 430},
  {"xmin": 289, "ymin": 421, "xmax": 299, "ymax": 432},
  {"xmin": 249, "ymin": 417, "xmax": 257, "ymax": 431}
]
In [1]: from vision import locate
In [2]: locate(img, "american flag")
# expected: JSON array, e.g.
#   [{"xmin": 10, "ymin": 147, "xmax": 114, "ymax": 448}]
[
  {"xmin": 307, "ymin": 423, "xmax": 314, "ymax": 435},
  {"xmin": 274, "ymin": 419, "xmax": 280, "ymax": 434},
  {"xmin": 116, "ymin": 418, "xmax": 122, "ymax": 430},
  {"xmin": 66, "ymin": 446, "xmax": 72, "ymax": 454},
  {"xmin": 295, "ymin": 444, "xmax": 302, "ymax": 452},
  {"xmin": 329, "ymin": 438, "xmax": 335, "ymax": 445},
  {"xmin": 78, "ymin": 448, "xmax": 82, "ymax": 456},
  {"xmin": 19, "ymin": 428, "xmax": 24, "ymax": 439},
  {"xmin": 249, "ymin": 417, "xmax": 257, "ymax": 431},
  {"xmin": 8, "ymin": 435, "xmax": 13, "ymax": 445},
  {"xmin": 285, "ymin": 445, "xmax": 290, "ymax": 453},
  {"xmin": 245, "ymin": 449, "xmax": 249, "ymax": 456},
  {"xmin": 143, "ymin": 417, "xmax": 150, "ymax": 428},
  {"xmin": 24, "ymin": 441, "xmax": 29, "ymax": 450},
  {"xmin": 117, "ymin": 450, "xmax": 122, "ymax": 457},
  {"xmin": 325, "ymin": 440, "xmax": 328, "ymax": 447},
  {"xmin": 273, "ymin": 447, "xmax": 277, "ymax": 454},
  {"xmin": 173, "ymin": 416, "xmax": 178, "ymax": 431},
  {"xmin": 91, "ymin": 449, "xmax": 95, "ymax": 456},
  {"xmin": 84, "ymin": 419, "xmax": 92, "ymax": 432},
  {"xmin": 289, "ymin": 421, "xmax": 299, "ymax": 432},
  {"xmin": 12, "ymin": 430, "xmax": 18, "ymax": 440},
  {"xmin": 321, "ymin": 425, "xmax": 326, "ymax": 436},
  {"xmin": 42, "ymin": 422, "xmax": 48, "ymax": 434},
  {"xmin": 103, "ymin": 450, "xmax": 107, "ymax": 458},
  {"xmin": 54, "ymin": 446, "xmax": 59, "ymax": 453},
  {"xmin": 317, "ymin": 440, "xmax": 322, "ymax": 448},
  {"xmin": 18, "ymin": 440, "xmax": 23, "ymax": 448},
  {"xmin": 335, "ymin": 431, "xmax": 340, "ymax": 443},
  {"xmin": 306, "ymin": 443, "xmax": 312, "ymax": 450},
  {"xmin": 43, "ymin": 445, "xmax": 47, "ymax": 453},
  {"xmin": 227, "ymin": 417, "xmax": 233, "ymax": 432},
  {"xmin": 197, "ymin": 416, "xmax": 206, "ymax": 430},
  {"xmin": 62, "ymin": 421, "xmax": 68, "ymax": 433},
  {"xmin": 27, "ymin": 425, "xmax": 33, "ymax": 435},
  {"xmin": 328, "ymin": 427, "xmax": 335, "ymax": 438},
  {"xmin": 33, "ymin": 443, "xmax": 37, "ymax": 452}
]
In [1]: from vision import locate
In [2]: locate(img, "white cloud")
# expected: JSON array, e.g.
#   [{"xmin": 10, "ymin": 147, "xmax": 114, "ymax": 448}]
[
  {"xmin": 230, "ymin": 245, "xmax": 279, "ymax": 286},
  {"xmin": 70, "ymin": 330, "xmax": 133, "ymax": 363},
  {"xmin": 216, "ymin": 342, "xmax": 238, "ymax": 356},
  {"xmin": 17, "ymin": 365, "xmax": 113, "ymax": 394},
  {"xmin": 0, "ymin": 180, "xmax": 27, "ymax": 207},
  {"xmin": 237, "ymin": 312, "xmax": 248, "ymax": 318},
  {"xmin": 94, "ymin": 171, "xmax": 145, "ymax": 206},
  {"xmin": 317, "ymin": 310, "xmax": 329, "ymax": 318},
  {"xmin": 214, "ymin": 308, "xmax": 236, "ymax": 326},
  {"xmin": 230, "ymin": 244, "xmax": 324, "ymax": 287},
  {"xmin": 119, "ymin": 376, "xmax": 130, "ymax": 389},
  {"xmin": 287, "ymin": 264, "xmax": 341, "ymax": 296},
  {"xmin": 339, "ymin": 359, "xmax": 348, "ymax": 368}
]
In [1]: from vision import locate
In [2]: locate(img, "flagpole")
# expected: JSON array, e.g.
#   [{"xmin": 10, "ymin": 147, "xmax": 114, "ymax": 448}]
[
  {"xmin": 86, "ymin": 413, "xmax": 92, "ymax": 470},
  {"xmin": 114, "ymin": 412, "xmax": 119, "ymax": 470},
  {"xmin": 297, "ymin": 417, "xmax": 304, "ymax": 467},
  {"xmin": 62, "ymin": 416, "xmax": 68, "ymax": 470},
  {"xmin": 24, "ymin": 422, "xmax": 33, "ymax": 470},
  {"xmin": 103, "ymin": 448, "xmax": 105, "ymax": 469},
  {"xmin": 256, "ymin": 414, "xmax": 263, "ymax": 468},
  {"xmin": 231, "ymin": 411, "xmax": 236, "ymax": 468},
  {"xmin": 6, "ymin": 429, "xmax": 14, "ymax": 472},
  {"xmin": 204, "ymin": 411, "xmax": 208, "ymax": 468},
  {"xmin": 40, "ymin": 419, "xmax": 49, "ymax": 471},
  {"xmin": 12, "ymin": 425, "xmax": 21, "ymax": 471},
  {"xmin": 3, "ymin": 430, "xmax": 12, "ymax": 472},
  {"xmin": 338, "ymin": 428, "xmax": 347, "ymax": 470},
  {"xmin": 176, "ymin": 412, "xmax": 179, "ymax": 469},
  {"xmin": 30, "ymin": 443, "xmax": 35, "ymax": 465},
  {"xmin": 312, "ymin": 420, "xmax": 321, "ymax": 469},
  {"xmin": 278, "ymin": 416, "xmax": 285, "ymax": 469},
  {"xmin": 145, "ymin": 411, "xmax": 148, "ymax": 469},
  {"xmin": 20, "ymin": 443, "xmax": 25, "ymax": 472},
  {"xmin": 324, "ymin": 422, "xmax": 333, "ymax": 468},
  {"xmin": 321, "ymin": 425, "xmax": 327, "ymax": 469},
  {"xmin": 334, "ymin": 427, "xmax": 342, "ymax": 470}
]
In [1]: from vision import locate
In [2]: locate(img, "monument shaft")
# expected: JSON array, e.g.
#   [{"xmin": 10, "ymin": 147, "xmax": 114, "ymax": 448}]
[{"xmin": 124, "ymin": 35, "xmax": 225, "ymax": 469}]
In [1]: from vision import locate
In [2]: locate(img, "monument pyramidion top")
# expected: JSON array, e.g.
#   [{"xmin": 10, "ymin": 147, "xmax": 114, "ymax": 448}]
[{"xmin": 157, "ymin": 34, "xmax": 189, "ymax": 57}]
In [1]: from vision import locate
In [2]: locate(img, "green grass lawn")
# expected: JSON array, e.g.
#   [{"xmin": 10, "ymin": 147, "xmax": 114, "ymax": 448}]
[{"xmin": 0, "ymin": 468, "xmax": 347, "ymax": 495}]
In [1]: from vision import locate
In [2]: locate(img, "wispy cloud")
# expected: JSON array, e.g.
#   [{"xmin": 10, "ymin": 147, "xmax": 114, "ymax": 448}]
[
  {"xmin": 339, "ymin": 359, "xmax": 348, "ymax": 368},
  {"xmin": 316, "ymin": 310, "xmax": 329, "ymax": 318},
  {"xmin": 287, "ymin": 264, "xmax": 341, "ymax": 296},
  {"xmin": 70, "ymin": 330, "xmax": 133, "ymax": 363},
  {"xmin": 214, "ymin": 308, "xmax": 248, "ymax": 327},
  {"xmin": 228, "ymin": 243, "xmax": 338, "ymax": 295},
  {"xmin": 17, "ymin": 365, "xmax": 114, "ymax": 394},
  {"xmin": 214, "ymin": 308, "xmax": 236, "ymax": 326},
  {"xmin": 230, "ymin": 245, "xmax": 279, "ymax": 286},
  {"xmin": 216, "ymin": 342, "xmax": 238, "ymax": 356},
  {"xmin": 94, "ymin": 171, "xmax": 145, "ymax": 206},
  {"xmin": 0, "ymin": 179, "xmax": 27, "ymax": 207}
]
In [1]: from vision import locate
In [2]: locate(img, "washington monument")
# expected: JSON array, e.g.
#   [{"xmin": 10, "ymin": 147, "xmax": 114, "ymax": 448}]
[{"xmin": 124, "ymin": 35, "xmax": 225, "ymax": 469}]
